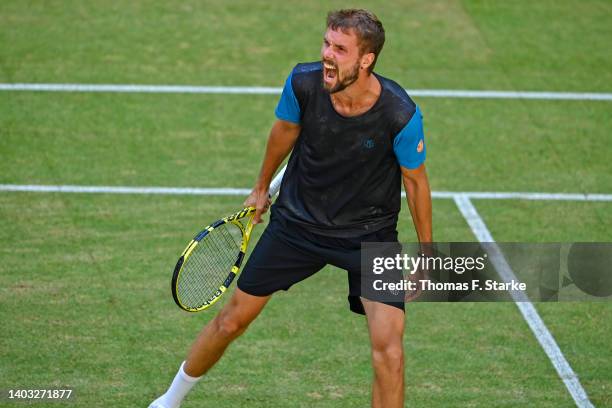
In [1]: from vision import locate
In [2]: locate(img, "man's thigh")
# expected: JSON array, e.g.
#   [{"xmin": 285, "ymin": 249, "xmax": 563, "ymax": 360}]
[
  {"xmin": 325, "ymin": 226, "xmax": 405, "ymax": 315},
  {"xmin": 237, "ymin": 213, "xmax": 326, "ymax": 296},
  {"xmin": 361, "ymin": 298, "xmax": 405, "ymax": 345}
]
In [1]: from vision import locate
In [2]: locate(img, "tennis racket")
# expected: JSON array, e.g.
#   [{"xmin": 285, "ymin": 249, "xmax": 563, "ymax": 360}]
[{"xmin": 171, "ymin": 165, "xmax": 286, "ymax": 312}]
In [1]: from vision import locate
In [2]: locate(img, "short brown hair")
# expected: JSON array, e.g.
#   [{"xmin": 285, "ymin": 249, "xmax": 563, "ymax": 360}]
[{"xmin": 326, "ymin": 9, "xmax": 385, "ymax": 72}]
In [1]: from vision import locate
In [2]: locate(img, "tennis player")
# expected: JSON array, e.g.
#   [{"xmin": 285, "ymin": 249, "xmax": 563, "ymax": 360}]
[{"xmin": 150, "ymin": 9, "xmax": 432, "ymax": 408}]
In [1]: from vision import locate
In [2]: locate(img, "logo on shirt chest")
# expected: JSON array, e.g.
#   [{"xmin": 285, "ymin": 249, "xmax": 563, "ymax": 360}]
[{"xmin": 363, "ymin": 138, "xmax": 375, "ymax": 149}]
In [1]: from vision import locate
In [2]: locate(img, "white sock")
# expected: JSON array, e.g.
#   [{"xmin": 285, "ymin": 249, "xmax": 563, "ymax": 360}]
[{"xmin": 160, "ymin": 361, "xmax": 202, "ymax": 408}]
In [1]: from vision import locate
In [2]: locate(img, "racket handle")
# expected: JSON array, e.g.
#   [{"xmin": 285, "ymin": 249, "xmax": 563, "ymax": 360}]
[{"xmin": 268, "ymin": 164, "xmax": 287, "ymax": 197}]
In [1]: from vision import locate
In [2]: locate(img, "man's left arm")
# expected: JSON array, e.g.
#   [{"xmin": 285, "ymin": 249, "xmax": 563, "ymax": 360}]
[
  {"xmin": 401, "ymin": 163, "xmax": 433, "ymax": 251},
  {"xmin": 401, "ymin": 163, "xmax": 432, "ymax": 302},
  {"xmin": 392, "ymin": 104, "xmax": 432, "ymax": 250}
]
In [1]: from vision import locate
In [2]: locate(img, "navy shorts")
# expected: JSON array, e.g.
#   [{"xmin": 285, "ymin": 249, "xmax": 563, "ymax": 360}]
[{"xmin": 237, "ymin": 209, "xmax": 405, "ymax": 315}]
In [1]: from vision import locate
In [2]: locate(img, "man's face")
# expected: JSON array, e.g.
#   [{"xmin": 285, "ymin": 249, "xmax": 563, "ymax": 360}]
[{"xmin": 321, "ymin": 28, "xmax": 363, "ymax": 94}]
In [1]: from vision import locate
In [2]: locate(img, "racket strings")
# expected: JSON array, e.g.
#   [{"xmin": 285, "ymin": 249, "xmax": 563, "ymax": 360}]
[
  {"xmin": 179, "ymin": 226, "xmax": 239, "ymax": 305},
  {"xmin": 185, "ymin": 226, "xmax": 240, "ymax": 298},
  {"xmin": 178, "ymin": 223, "xmax": 243, "ymax": 307}
]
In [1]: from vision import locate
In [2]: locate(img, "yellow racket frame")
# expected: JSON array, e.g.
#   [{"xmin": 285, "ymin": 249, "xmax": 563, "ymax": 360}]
[{"xmin": 171, "ymin": 206, "xmax": 256, "ymax": 312}]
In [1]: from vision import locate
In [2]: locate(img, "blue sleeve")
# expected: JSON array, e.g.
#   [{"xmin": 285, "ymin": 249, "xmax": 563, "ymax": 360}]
[
  {"xmin": 274, "ymin": 69, "xmax": 301, "ymax": 124},
  {"xmin": 393, "ymin": 105, "xmax": 426, "ymax": 169}
]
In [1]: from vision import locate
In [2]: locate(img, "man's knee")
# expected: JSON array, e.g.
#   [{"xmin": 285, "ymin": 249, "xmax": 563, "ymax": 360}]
[
  {"xmin": 214, "ymin": 312, "xmax": 249, "ymax": 339},
  {"xmin": 213, "ymin": 293, "xmax": 265, "ymax": 339},
  {"xmin": 371, "ymin": 341, "xmax": 404, "ymax": 372}
]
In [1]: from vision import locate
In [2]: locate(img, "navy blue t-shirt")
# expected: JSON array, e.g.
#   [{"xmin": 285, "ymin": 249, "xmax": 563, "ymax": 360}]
[{"xmin": 273, "ymin": 61, "xmax": 426, "ymax": 237}]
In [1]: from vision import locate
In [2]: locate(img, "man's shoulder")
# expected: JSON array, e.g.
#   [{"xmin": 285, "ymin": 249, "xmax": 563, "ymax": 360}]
[
  {"xmin": 293, "ymin": 61, "xmax": 322, "ymax": 75},
  {"xmin": 376, "ymin": 74, "xmax": 418, "ymax": 128},
  {"xmin": 288, "ymin": 61, "xmax": 322, "ymax": 102}
]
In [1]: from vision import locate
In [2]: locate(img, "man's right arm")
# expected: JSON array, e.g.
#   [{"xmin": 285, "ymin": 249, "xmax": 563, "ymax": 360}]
[{"xmin": 245, "ymin": 119, "xmax": 301, "ymax": 224}]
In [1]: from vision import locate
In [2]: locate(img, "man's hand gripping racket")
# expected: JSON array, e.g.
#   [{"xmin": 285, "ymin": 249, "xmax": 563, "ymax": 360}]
[{"xmin": 171, "ymin": 165, "xmax": 286, "ymax": 312}]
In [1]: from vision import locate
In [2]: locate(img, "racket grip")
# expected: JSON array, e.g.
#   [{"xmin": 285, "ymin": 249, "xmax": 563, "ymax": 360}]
[{"xmin": 268, "ymin": 165, "xmax": 287, "ymax": 197}]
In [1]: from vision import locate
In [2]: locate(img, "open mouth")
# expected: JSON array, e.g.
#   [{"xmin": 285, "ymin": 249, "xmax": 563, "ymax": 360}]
[{"xmin": 323, "ymin": 61, "xmax": 337, "ymax": 82}]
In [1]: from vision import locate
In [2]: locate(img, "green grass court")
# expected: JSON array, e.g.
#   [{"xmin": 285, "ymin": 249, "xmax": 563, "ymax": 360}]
[{"xmin": 1, "ymin": 1, "xmax": 611, "ymax": 407}]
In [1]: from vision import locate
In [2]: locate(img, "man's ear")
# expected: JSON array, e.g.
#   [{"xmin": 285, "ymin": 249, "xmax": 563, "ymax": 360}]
[{"xmin": 360, "ymin": 52, "xmax": 375, "ymax": 70}]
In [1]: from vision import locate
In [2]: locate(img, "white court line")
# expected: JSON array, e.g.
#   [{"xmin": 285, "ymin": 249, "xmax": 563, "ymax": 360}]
[
  {"xmin": 454, "ymin": 194, "xmax": 594, "ymax": 408},
  {"xmin": 1, "ymin": 184, "xmax": 612, "ymax": 202},
  {"xmin": 1, "ymin": 83, "xmax": 612, "ymax": 101},
  {"xmin": 0, "ymin": 184, "xmax": 253, "ymax": 196},
  {"xmin": 0, "ymin": 83, "xmax": 280, "ymax": 95},
  {"xmin": 433, "ymin": 191, "xmax": 612, "ymax": 202}
]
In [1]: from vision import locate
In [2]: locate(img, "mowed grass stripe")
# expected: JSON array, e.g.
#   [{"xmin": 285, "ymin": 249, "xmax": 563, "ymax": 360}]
[
  {"xmin": 454, "ymin": 195, "xmax": 594, "ymax": 407},
  {"xmin": 471, "ymin": 200, "xmax": 612, "ymax": 407},
  {"xmin": 1, "ymin": 1, "xmax": 611, "ymax": 91},
  {"xmin": 0, "ymin": 193, "xmax": 581, "ymax": 407},
  {"xmin": 2, "ymin": 93, "xmax": 611, "ymax": 193}
]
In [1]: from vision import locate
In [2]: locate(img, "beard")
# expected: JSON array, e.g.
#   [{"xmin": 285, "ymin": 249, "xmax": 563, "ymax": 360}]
[{"xmin": 322, "ymin": 60, "xmax": 360, "ymax": 94}]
